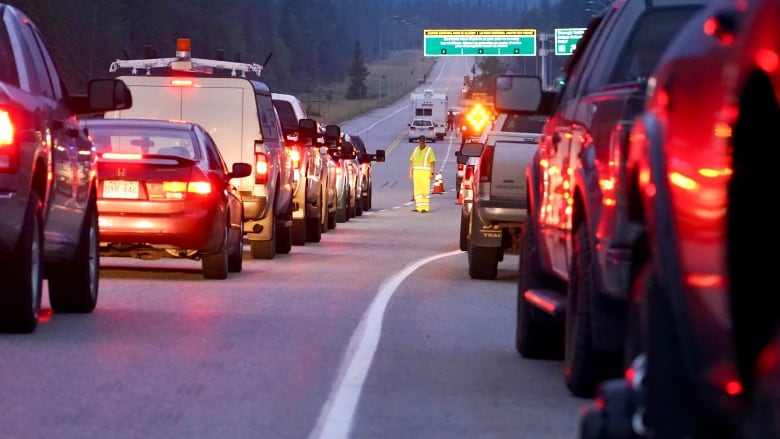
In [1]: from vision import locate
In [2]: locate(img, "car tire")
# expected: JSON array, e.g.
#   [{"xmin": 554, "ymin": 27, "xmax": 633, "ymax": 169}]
[
  {"xmin": 327, "ymin": 208, "xmax": 337, "ymax": 229},
  {"xmin": 275, "ymin": 221, "xmax": 292, "ymax": 255},
  {"xmin": 459, "ymin": 211, "xmax": 469, "ymax": 251},
  {"xmin": 515, "ymin": 213, "xmax": 564, "ymax": 359},
  {"xmin": 468, "ymin": 244, "xmax": 499, "ymax": 280},
  {"xmin": 202, "ymin": 223, "xmax": 229, "ymax": 279},
  {"xmin": 292, "ymin": 219, "xmax": 307, "ymax": 245},
  {"xmin": 467, "ymin": 215, "xmax": 499, "ymax": 279},
  {"xmin": 362, "ymin": 187, "xmax": 370, "ymax": 211},
  {"xmin": 565, "ymin": 223, "xmax": 623, "ymax": 397},
  {"xmin": 0, "ymin": 193, "xmax": 43, "ymax": 333},
  {"xmin": 355, "ymin": 194, "xmax": 363, "ymax": 216},
  {"xmin": 48, "ymin": 197, "xmax": 100, "ymax": 313},
  {"xmin": 306, "ymin": 214, "xmax": 322, "ymax": 243},
  {"xmin": 228, "ymin": 219, "xmax": 243, "ymax": 273}
]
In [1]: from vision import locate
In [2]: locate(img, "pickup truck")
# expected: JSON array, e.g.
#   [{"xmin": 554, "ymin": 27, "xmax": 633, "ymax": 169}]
[
  {"xmin": 465, "ymin": 81, "xmax": 547, "ymax": 280},
  {"xmin": 515, "ymin": 0, "xmax": 713, "ymax": 398},
  {"xmin": 0, "ymin": 3, "xmax": 131, "ymax": 332}
]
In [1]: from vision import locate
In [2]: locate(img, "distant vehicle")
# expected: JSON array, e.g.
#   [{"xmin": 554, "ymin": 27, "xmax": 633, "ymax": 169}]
[
  {"xmin": 106, "ymin": 38, "xmax": 295, "ymax": 260},
  {"xmin": 322, "ymin": 125, "xmax": 351, "ymax": 223},
  {"xmin": 0, "ymin": 3, "xmax": 131, "ymax": 333},
  {"xmin": 349, "ymin": 135, "xmax": 385, "ymax": 211},
  {"xmin": 410, "ymin": 89, "xmax": 448, "ymax": 140},
  {"xmin": 85, "ymin": 118, "xmax": 251, "ymax": 279},
  {"xmin": 272, "ymin": 92, "xmax": 331, "ymax": 244},
  {"xmin": 340, "ymin": 133, "xmax": 362, "ymax": 218},
  {"xmin": 465, "ymin": 100, "xmax": 545, "ymax": 280},
  {"xmin": 408, "ymin": 118, "xmax": 437, "ymax": 142}
]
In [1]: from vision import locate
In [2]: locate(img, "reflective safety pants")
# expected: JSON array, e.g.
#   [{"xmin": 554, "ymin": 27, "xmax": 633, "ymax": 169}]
[{"xmin": 413, "ymin": 169, "xmax": 432, "ymax": 212}]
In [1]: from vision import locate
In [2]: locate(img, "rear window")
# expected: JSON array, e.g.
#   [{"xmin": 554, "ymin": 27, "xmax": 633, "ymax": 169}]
[
  {"xmin": 0, "ymin": 19, "xmax": 19, "ymax": 86},
  {"xmin": 611, "ymin": 7, "xmax": 702, "ymax": 83},
  {"xmin": 501, "ymin": 114, "xmax": 547, "ymax": 133},
  {"xmin": 413, "ymin": 120, "xmax": 433, "ymax": 127},
  {"xmin": 273, "ymin": 100, "xmax": 298, "ymax": 135},
  {"xmin": 88, "ymin": 125, "xmax": 201, "ymax": 160}
]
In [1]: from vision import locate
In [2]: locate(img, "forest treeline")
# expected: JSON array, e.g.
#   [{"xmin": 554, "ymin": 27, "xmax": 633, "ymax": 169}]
[{"xmin": 6, "ymin": 0, "xmax": 596, "ymax": 95}]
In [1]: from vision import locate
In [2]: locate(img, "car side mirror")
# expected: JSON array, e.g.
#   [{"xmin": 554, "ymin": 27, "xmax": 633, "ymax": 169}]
[
  {"xmin": 229, "ymin": 162, "xmax": 253, "ymax": 179},
  {"xmin": 373, "ymin": 150, "xmax": 385, "ymax": 162}
]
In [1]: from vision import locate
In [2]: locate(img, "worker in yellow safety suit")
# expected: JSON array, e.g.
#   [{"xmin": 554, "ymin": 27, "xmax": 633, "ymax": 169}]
[{"xmin": 408, "ymin": 135, "xmax": 436, "ymax": 213}]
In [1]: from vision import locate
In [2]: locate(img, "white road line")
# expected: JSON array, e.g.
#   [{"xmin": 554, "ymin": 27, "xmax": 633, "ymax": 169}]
[{"xmin": 308, "ymin": 249, "xmax": 462, "ymax": 439}]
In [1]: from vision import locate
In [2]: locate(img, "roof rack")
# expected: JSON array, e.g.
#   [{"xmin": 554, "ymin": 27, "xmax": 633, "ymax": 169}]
[{"xmin": 108, "ymin": 38, "xmax": 264, "ymax": 78}]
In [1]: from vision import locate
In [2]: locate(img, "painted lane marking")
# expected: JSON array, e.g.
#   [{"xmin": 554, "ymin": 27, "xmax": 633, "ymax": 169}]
[{"xmin": 308, "ymin": 249, "xmax": 462, "ymax": 439}]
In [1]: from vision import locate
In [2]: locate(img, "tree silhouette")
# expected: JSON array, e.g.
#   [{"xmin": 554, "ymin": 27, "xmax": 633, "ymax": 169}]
[{"xmin": 345, "ymin": 41, "xmax": 368, "ymax": 100}]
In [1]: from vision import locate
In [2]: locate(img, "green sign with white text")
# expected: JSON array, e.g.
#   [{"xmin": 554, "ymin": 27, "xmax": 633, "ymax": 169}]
[
  {"xmin": 554, "ymin": 28, "xmax": 586, "ymax": 55},
  {"xmin": 424, "ymin": 29, "xmax": 537, "ymax": 57}
]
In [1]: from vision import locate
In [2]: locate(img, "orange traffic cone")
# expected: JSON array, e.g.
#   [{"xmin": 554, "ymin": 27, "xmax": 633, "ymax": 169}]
[{"xmin": 432, "ymin": 172, "xmax": 444, "ymax": 194}]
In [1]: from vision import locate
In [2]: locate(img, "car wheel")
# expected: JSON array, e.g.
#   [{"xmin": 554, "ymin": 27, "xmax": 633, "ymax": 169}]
[
  {"xmin": 306, "ymin": 209, "xmax": 322, "ymax": 243},
  {"xmin": 459, "ymin": 211, "xmax": 469, "ymax": 251},
  {"xmin": 202, "ymin": 223, "xmax": 229, "ymax": 279},
  {"xmin": 275, "ymin": 220, "xmax": 292, "ymax": 255},
  {"xmin": 467, "ymin": 215, "xmax": 499, "ymax": 279},
  {"xmin": 355, "ymin": 194, "xmax": 363, "ymax": 216},
  {"xmin": 48, "ymin": 197, "xmax": 100, "ymax": 313},
  {"xmin": 516, "ymin": 213, "xmax": 563, "ymax": 359},
  {"xmin": 228, "ymin": 219, "xmax": 243, "ymax": 273},
  {"xmin": 292, "ymin": 218, "xmax": 307, "ymax": 245},
  {"xmin": 0, "ymin": 193, "xmax": 43, "ymax": 333},
  {"xmin": 565, "ymin": 223, "xmax": 622, "ymax": 397},
  {"xmin": 362, "ymin": 186, "xmax": 370, "ymax": 211}
]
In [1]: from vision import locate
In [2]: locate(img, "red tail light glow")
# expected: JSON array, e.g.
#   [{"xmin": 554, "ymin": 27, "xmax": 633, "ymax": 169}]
[
  {"xmin": 289, "ymin": 145, "xmax": 302, "ymax": 169},
  {"xmin": 0, "ymin": 108, "xmax": 19, "ymax": 172},
  {"xmin": 171, "ymin": 79, "xmax": 194, "ymax": 87},
  {"xmin": 0, "ymin": 110, "xmax": 13, "ymax": 146},
  {"xmin": 255, "ymin": 153, "xmax": 269, "ymax": 184},
  {"xmin": 101, "ymin": 152, "xmax": 143, "ymax": 160}
]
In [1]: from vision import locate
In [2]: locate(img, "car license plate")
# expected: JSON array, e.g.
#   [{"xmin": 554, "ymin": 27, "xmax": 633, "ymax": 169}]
[{"xmin": 103, "ymin": 180, "xmax": 139, "ymax": 199}]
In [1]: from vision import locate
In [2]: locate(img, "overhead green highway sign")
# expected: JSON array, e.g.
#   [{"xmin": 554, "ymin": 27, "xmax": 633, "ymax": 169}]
[
  {"xmin": 554, "ymin": 28, "xmax": 586, "ymax": 55},
  {"xmin": 423, "ymin": 29, "xmax": 537, "ymax": 57}
]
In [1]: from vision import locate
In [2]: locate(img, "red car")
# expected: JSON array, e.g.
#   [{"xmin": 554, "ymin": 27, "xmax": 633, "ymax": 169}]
[
  {"xmin": 581, "ymin": 0, "xmax": 780, "ymax": 437},
  {"xmin": 83, "ymin": 119, "xmax": 251, "ymax": 279}
]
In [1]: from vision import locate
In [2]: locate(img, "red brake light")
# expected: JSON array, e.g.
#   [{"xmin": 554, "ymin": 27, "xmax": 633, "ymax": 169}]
[
  {"xmin": 170, "ymin": 79, "xmax": 193, "ymax": 87},
  {"xmin": 289, "ymin": 145, "xmax": 302, "ymax": 169},
  {"xmin": 101, "ymin": 152, "xmax": 143, "ymax": 160},
  {"xmin": 0, "ymin": 110, "xmax": 13, "ymax": 146},
  {"xmin": 0, "ymin": 108, "xmax": 19, "ymax": 172},
  {"xmin": 255, "ymin": 153, "xmax": 269, "ymax": 184}
]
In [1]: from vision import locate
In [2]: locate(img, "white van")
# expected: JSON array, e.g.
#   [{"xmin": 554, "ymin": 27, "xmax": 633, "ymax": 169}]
[{"xmin": 106, "ymin": 46, "xmax": 296, "ymax": 260}]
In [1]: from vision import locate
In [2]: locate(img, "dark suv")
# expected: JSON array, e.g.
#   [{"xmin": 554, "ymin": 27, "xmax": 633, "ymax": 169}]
[{"xmin": 0, "ymin": 4, "xmax": 130, "ymax": 332}]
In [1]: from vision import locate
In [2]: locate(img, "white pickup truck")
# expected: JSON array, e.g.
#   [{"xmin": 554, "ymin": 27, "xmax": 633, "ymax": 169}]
[{"xmin": 465, "ymin": 76, "xmax": 548, "ymax": 280}]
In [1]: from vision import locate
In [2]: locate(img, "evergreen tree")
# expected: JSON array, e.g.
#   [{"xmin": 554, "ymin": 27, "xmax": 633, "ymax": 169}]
[{"xmin": 345, "ymin": 41, "xmax": 368, "ymax": 100}]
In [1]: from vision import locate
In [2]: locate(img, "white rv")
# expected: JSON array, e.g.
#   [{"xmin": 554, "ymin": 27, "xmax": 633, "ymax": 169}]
[{"xmin": 410, "ymin": 89, "xmax": 448, "ymax": 140}]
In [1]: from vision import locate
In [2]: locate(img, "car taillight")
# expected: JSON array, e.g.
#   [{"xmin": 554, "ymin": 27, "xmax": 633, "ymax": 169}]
[
  {"xmin": 0, "ymin": 110, "xmax": 13, "ymax": 146},
  {"xmin": 161, "ymin": 170, "xmax": 212, "ymax": 199},
  {"xmin": 289, "ymin": 145, "xmax": 302, "ymax": 169},
  {"xmin": 479, "ymin": 146, "xmax": 493, "ymax": 183},
  {"xmin": 255, "ymin": 153, "xmax": 269, "ymax": 184},
  {"xmin": 0, "ymin": 109, "xmax": 19, "ymax": 172},
  {"xmin": 457, "ymin": 163, "xmax": 464, "ymax": 172}
]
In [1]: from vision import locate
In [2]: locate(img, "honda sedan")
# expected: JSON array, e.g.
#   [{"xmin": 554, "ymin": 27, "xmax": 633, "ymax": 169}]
[{"xmin": 83, "ymin": 118, "xmax": 251, "ymax": 279}]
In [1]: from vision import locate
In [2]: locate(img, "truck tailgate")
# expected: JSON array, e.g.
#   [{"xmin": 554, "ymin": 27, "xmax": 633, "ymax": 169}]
[{"xmin": 490, "ymin": 139, "xmax": 537, "ymax": 200}]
